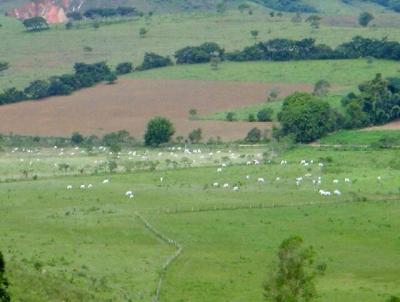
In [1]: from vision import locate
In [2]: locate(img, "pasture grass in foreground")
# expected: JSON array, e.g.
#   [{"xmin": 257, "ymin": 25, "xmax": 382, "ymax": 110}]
[{"xmin": 0, "ymin": 146, "xmax": 399, "ymax": 301}]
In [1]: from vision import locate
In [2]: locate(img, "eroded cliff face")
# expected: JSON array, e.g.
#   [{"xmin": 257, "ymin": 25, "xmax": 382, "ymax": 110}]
[{"xmin": 6, "ymin": 0, "xmax": 86, "ymax": 24}]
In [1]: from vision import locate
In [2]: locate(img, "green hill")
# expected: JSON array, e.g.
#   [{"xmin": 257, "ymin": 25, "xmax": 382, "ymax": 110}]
[{"xmin": 0, "ymin": 0, "xmax": 399, "ymax": 14}]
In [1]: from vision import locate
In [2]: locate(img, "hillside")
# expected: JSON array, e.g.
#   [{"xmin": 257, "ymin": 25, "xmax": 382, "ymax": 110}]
[{"xmin": 0, "ymin": 0, "xmax": 398, "ymax": 14}]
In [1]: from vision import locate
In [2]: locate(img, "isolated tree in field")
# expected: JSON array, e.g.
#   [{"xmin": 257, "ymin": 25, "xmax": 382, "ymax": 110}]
[
  {"xmin": 257, "ymin": 108, "xmax": 274, "ymax": 122},
  {"xmin": 359, "ymin": 12, "xmax": 374, "ymax": 27},
  {"xmin": 188, "ymin": 128, "xmax": 202, "ymax": 143},
  {"xmin": 277, "ymin": 92, "xmax": 338, "ymax": 143},
  {"xmin": 245, "ymin": 127, "xmax": 262, "ymax": 143},
  {"xmin": 0, "ymin": 62, "xmax": 8, "ymax": 73},
  {"xmin": 226, "ymin": 112, "xmax": 236, "ymax": 121},
  {"xmin": 264, "ymin": 236, "xmax": 326, "ymax": 302},
  {"xmin": 313, "ymin": 80, "xmax": 331, "ymax": 97},
  {"xmin": 139, "ymin": 27, "xmax": 148, "ymax": 38},
  {"xmin": 0, "ymin": 252, "xmax": 10, "ymax": 302},
  {"xmin": 23, "ymin": 17, "xmax": 49, "ymax": 31},
  {"xmin": 71, "ymin": 132, "xmax": 84, "ymax": 145},
  {"xmin": 144, "ymin": 117, "xmax": 175, "ymax": 147},
  {"xmin": 306, "ymin": 15, "xmax": 321, "ymax": 29},
  {"xmin": 250, "ymin": 30, "xmax": 259, "ymax": 42}
]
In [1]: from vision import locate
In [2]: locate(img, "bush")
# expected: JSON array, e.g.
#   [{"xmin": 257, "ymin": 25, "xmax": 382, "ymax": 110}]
[
  {"xmin": 0, "ymin": 62, "xmax": 8, "ymax": 73},
  {"xmin": 0, "ymin": 88, "xmax": 26, "ymax": 105},
  {"xmin": 226, "ymin": 112, "xmax": 236, "ymax": 122},
  {"xmin": 24, "ymin": 80, "xmax": 50, "ymax": 99},
  {"xmin": 188, "ymin": 128, "xmax": 202, "ymax": 143},
  {"xmin": 144, "ymin": 117, "xmax": 175, "ymax": 147},
  {"xmin": 248, "ymin": 113, "xmax": 256, "ymax": 122},
  {"xmin": 278, "ymin": 92, "xmax": 338, "ymax": 143},
  {"xmin": 22, "ymin": 16, "xmax": 49, "ymax": 31},
  {"xmin": 175, "ymin": 42, "xmax": 224, "ymax": 64},
  {"xmin": 245, "ymin": 127, "xmax": 262, "ymax": 143},
  {"xmin": 116, "ymin": 62, "xmax": 133, "ymax": 75},
  {"xmin": 139, "ymin": 52, "xmax": 173, "ymax": 70},
  {"xmin": 71, "ymin": 132, "xmax": 84, "ymax": 145},
  {"xmin": 257, "ymin": 108, "xmax": 273, "ymax": 122}
]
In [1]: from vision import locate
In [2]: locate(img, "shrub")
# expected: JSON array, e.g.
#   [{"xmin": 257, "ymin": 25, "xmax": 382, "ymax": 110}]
[
  {"xmin": 116, "ymin": 62, "xmax": 133, "ymax": 75},
  {"xmin": 144, "ymin": 117, "xmax": 175, "ymax": 147},
  {"xmin": 226, "ymin": 112, "xmax": 236, "ymax": 122},
  {"xmin": 257, "ymin": 108, "xmax": 273, "ymax": 122},
  {"xmin": 188, "ymin": 128, "xmax": 202, "ymax": 143},
  {"xmin": 139, "ymin": 53, "xmax": 173, "ymax": 70},
  {"xmin": 22, "ymin": 16, "xmax": 49, "ymax": 31},
  {"xmin": 248, "ymin": 113, "xmax": 256, "ymax": 122},
  {"xmin": 245, "ymin": 127, "xmax": 262, "ymax": 143},
  {"xmin": 359, "ymin": 12, "xmax": 374, "ymax": 27},
  {"xmin": 0, "ymin": 88, "xmax": 26, "ymax": 104},
  {"xmin": 71, "ymin": 132, "xmax": 84, "ymax": 145}
]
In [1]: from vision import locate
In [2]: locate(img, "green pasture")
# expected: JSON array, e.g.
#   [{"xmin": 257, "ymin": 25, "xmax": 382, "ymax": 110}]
[
  {"xmin": 2, "ymin": 8, "xmax": 400, "ymax": 89},
  {"xmin": 0, "ymin": 145, "xmax": 399, "ymax": 301},
  {"xmin": 319, "ymin": 130, "xmax": 400, "ymax": 146}
]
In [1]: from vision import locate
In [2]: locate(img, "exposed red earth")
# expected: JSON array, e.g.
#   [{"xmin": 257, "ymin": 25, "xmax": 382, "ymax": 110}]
[{"xmin": 0, "ymin": 78, "xmax": 313, "ymax": 141}]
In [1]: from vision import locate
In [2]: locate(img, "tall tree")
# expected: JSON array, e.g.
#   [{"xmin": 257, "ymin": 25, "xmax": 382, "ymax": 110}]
[
  {"xmin": 264, "ymin": 236, "xmax": 326, "ymax": 302},
  {"xmin": 359, "ymin": 12, "xmax": 374, "ymax": 27}
]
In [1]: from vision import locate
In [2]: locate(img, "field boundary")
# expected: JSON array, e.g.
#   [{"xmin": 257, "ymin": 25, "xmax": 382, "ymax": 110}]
[{"xmin": 134, "ymin": 211, "xmax": 183, "ymax": 302}]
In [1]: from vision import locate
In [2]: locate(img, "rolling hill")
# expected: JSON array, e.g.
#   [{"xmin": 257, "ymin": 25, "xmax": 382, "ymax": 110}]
[{"xmin": 0, "ymin": 0, "xmax": 398, "ymax": 14}]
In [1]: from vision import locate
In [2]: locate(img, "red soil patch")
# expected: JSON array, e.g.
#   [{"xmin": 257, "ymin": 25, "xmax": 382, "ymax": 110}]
[{"xmin": 0, "ymin": 78, "xmax": 312, "ymax": 141}]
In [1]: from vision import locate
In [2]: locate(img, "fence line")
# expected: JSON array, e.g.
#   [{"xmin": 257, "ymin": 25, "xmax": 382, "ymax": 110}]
[{"xmin": 134, "ymin": 212, "xmax": 183, "ymax": 302}]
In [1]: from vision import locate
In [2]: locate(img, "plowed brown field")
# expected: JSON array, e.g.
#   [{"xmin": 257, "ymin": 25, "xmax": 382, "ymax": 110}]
[{"xmin": 0, "ymin": 79, "xmax": 312, "ymax": 141}]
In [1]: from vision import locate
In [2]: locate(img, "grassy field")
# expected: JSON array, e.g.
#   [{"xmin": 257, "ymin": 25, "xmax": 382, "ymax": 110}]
[
  {"xmin": 1, "ymin": 144, "xmax": 399, "ymax": 301},
  {"xmin": 131, "ymin": 60, "xmax": 400, "ymax": 89},
  {"xmin": 200, "ymin": 94, "xmax": 344, "ymax": 122},
  {"xmin": 319, "ymin": 130, "xmax": 400, "ymax": 146},
  {"xmin": 2, "ymin": 8, "xmax": 400, "ymax": 89}
]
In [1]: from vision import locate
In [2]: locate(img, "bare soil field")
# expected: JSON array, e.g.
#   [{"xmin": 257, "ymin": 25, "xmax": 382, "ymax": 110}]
[{"xmin": 0, "ymin": 78, "xmax": 312, "ymax": 141}]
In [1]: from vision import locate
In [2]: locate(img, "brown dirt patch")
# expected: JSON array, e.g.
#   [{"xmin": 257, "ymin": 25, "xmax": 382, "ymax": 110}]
[
  {"xmin": 362, "ymin": 120, "xmax": 400, "ymax": 131},
  {"xmin": 0, "ymin": 78, "xmax": 312, "ymax": 141}
]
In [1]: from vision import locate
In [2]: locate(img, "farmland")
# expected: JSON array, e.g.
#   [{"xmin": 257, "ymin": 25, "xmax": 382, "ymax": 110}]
[
  {"xmin": 1, "ymin": 0, "xmax": 400, "ymax": 301},
  {"xmin": 1, "ymin": 144, "xmax": 399, "ymax": 301}
]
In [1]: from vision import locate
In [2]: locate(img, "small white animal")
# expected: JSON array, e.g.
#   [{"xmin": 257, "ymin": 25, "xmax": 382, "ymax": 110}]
[
  {"xmin": 67, "ymin": 185, "xmax": 73, "ymax": 190},
  {"xmin": 103, "ymin": 179, "xmax": 109, "ymax": 184},
  {"xmin": 257, "ymin": 178, "xmax": 265, "ymax": 183}
]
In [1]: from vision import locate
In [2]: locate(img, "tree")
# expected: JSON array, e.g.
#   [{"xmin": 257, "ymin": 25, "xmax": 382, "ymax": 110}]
[
  {"xmin": 71, "ymin": 132, "xmax": 84, "ymax": 145},
  {"xmin": 139, "ymin": 52, "xmax": 173, "ymax": 70},
  {"xmin": 245, "ymin": 127, "xmax": 262, "ymax": 143},
  {"xmin": 116, "ymin": 62, "xmax": 133, "ymax": 75},
  {"xmin": 278, "ymin": 92, "xmax": 338, "ymax": 143},
  {"xmin": 105, "ymin": 72, "xmax": 117, "ymax": 84},
  {"xmin": 216, "ymin": 1, "xmax": 227, "ymax": 14},
  {"xmin": 22, "ymin": 17, "xmax": 49, "ymax": 32},
  {"xmin": 0, "ymin": 252, "xmax": 10, "ymax": 302},
  {"xmin": 226, "ymin": 112, "xmax": 236, "ymax": 121},
  {"xmin": 306, "ymin": 15, "xmax": 322, "ymax": 29},
  {"xmin": 139, "ymin": 27, "xmax": 148, "ymax": 38},
  {"xmin": 248, "ymin": 113, "xmax": 256, "ymax": 122},
  {"xmin": 313, "ymin": 80, "xmax": 330, "ymax": 97},
  {"xmin": 257, "ymin": 108, "xmax": 274, "ymax": 122},
  {"xmin": 24, "ymin": 80, "xmax": 50, "ymax": 99},
  {"xmin": 0, "ymin": 62, "xmax": 8, "ymax": 73},
  {"xmin": 359, "ymin": 12, "xmax": 374, "ymax": 27},
  {"xmin": 188, "ymin": 128, "xmax": 202, "ymax": 143},
  {"xmin": 264, "ymin": 236, "xmax": 326, "ymax": 302},
  {"xmin": 250, "ymin": 30, "xmax": 259, "ymax": 42},
  {"xmin": 189, "ymin": 108, "xmax": 198, "ymax": 119},
  {"xmin": 144, "ymin": 117, "xmax": 175, "ymax": 147},
  {"xmin": 0, "ymin": 88, "xmax": 26, "ymax": 105}
]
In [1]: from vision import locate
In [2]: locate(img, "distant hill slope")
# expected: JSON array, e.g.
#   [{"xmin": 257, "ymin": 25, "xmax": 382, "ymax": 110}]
[{"xmin": 0, "ymin": 0, "xmax": 398, "ymax": 14}]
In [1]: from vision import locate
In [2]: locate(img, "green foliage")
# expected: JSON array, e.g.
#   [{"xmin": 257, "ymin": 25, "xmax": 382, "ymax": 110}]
[
  {"xmin": 115, "ymin": 62, "xmax": 133, "ymax": 75},
  {"xmin": 22, "ymin": 17, "xmax": 49, "ymax": 32},
  {"xmin": 256, "ymin": 0, "xmax": 317, "ymax": 12},
  {"xmin": 226, "ymin": 112, "xmax": 236, "ymax": 121},
  {"xmin": 139, "ymin": 27, "xmax": 148, "ymax": 38},
  {"xmin": 0, "ymin": 62, "xmax": 8, "ymax": 73},
  {"xmin": 264, "ymin": 236, "xmax": 325, "ymax": 302},
  {"xmin": 359, "ymin": 12, "xmax": 374, "ymax": 27},
  {"xmin": 24, "ymin": 80, "xmax": 50, "ymax": 100},
  {"xmin": 175, "ymin": 42, "xmax": 224, "ymax": 64},
  {"xmin": 71, "ymin": 132, "xmax": 84, "ymax": 145},
  {"xmin": 102, "ymin": 130, "xmax": 133, "ymax": 148},
  {"xmin": 139, "ymin": 52, "xmax": 173, "ymax": 70},
  {"xmin": 387, "ymin": 296, "xmax": 400, "ymax": 302},
  {"xmin": 313, "ymin": 80, "xmax": 330, "ymax": 97},
  {"xmin": 188, "ymin": 128, "xmax": 202, "ymax": 143},
  {"xmin": 248, "ymin": 113, "xmax": 256, "ymax": 122},
  {"xmin": 342, "ymin": 74, "xmax": 400, "ymax": 128},
  {"xmin": 105, "ymin": 72, "xmax": 118, "ymax": 84},
  {"xmin": 0, "ymin": 88, "xmax": 26, "ymax": 105},
  {"xmin": 0, "ymin": 252, "xmax": 10, "ymax": 302},
  {"xmin": 144, "ymin": 117, "xmax": 175, "ymax": 147},
  {"xmin": 245, "ymin": 127, "xmax": 262, "ymax": 143},
  {"xmin": 257, "ymin": 108, "xmax": 274, "ymax": 122},
  {"xmin": 278, "ymin": 92, "xmax": 338, "ymax": 143}
]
